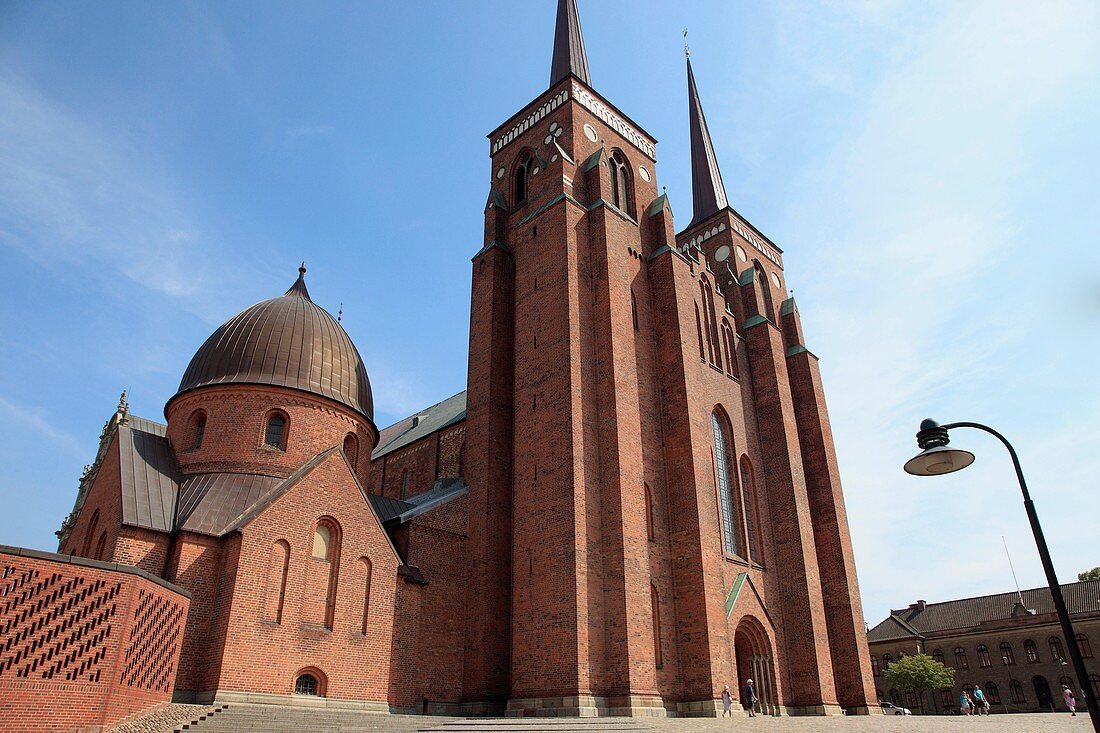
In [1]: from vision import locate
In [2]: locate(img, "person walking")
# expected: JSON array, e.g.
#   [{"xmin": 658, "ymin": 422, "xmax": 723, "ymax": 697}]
[
  {"xmin": 722, "ymin": 684, "xmax": 733, "ymax": 718},
  {"xmin": 973, "ymin": 686, "xmax": 987, "ymax": 716},
  {"xmin": 1063, "ymin": 685, "xmax": 1077, "ymax": 717},
  {"xmin": 743, "ymin": 678, "xmax": 757, "ymax": 717},
  {"xmin": 960, "ymin": 690, "xmax": 972, "ymax": 716}
]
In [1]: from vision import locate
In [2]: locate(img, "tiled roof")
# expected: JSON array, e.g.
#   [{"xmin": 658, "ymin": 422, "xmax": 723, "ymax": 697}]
[
  {"xmin": 118, "ymin": 421, "xmax": 179, "ymax": 533},
  {"xmin": 869, "ymin": 581, "xmax": 1100, "ymax": 641},
  {"xmin": 372, "ymin": 391, "xmax": 466, "ymax": 460}
]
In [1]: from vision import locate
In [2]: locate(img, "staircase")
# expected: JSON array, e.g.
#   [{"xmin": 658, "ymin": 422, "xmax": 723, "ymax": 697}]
[
  {"xmin": 173, "ymin": 703, "xmax": 434, "ymax": 732},
  {"xmin": 420, "ymin": 719, "xmax": 656, "ymax": 733}
]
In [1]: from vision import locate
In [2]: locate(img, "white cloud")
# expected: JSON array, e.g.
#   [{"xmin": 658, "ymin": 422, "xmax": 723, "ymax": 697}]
[{"xmin": 0, "ymin": 395, "xmax": 85, "ymax": 458}]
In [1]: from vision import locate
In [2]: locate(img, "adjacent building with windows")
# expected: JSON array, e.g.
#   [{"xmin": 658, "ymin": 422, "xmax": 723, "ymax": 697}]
[
  {"xmin": 867, "ymin": 581, "xmax": 1100, "ymax": 714},
  {"xmin": 34, "ymin": 0, "xmax": 876, "ymax": 720}
]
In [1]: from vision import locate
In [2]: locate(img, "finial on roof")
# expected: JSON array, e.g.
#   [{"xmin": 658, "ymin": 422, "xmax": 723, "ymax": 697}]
[
  {"xmin": 686, "ymin": 54, "xmax": 730, "ymax": 229},
  {"xmin": 338, "ymin": 302, "xmax": 343, "ymax": 323},
  {"xmin": 285, "ymin": 262, "xmax": 312, "ymax": 301},
  {"xmin": 116, "ymin": 390, "xmax": 130, "ymax": 424},
  {"xmin": 550, "ymin": 0, "xmax": 591, "ymax": 88},
  {"xmin": 683, "ymin": 29, "xmax": 690, "ymax": 58}
]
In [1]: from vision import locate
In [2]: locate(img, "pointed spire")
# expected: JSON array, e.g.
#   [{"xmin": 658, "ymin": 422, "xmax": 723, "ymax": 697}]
[
  {"xmin": 686, "ymin": 56, "xmax": 729, "ymax": 229},
  {"xmin": 550, "ymin": 0, "xmax": 591, "ymax": 88},
  {"xmin": 285, "ymin": 261, "xmax": 312, "ymax": 300}
]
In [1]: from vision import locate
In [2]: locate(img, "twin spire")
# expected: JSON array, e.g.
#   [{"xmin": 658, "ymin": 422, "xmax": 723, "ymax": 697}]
[{"xmin": 548, "ymin": 0, "xmax": 729, "ymax": 228}]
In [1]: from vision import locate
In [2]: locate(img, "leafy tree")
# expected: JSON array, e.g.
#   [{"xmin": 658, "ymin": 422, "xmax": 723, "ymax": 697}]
[
  {"xmin": 1079, "ymin": 567, "xmax": 1100, "ymax": 581},
  {"xmin": 884, "ymin": 653, "xmax": 955, "ymax": 714}
]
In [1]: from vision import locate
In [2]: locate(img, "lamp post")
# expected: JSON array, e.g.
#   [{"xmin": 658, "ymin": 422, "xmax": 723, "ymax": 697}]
[{"xmin": 905, "ymin": 419, "xmax": 1099, "ymax": 731}]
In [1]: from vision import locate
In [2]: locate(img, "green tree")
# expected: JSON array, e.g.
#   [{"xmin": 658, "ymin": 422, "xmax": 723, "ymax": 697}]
[
  {"xmin": 884, "ymin": 653, "xmax": 955, "ymax": 714},
  {"xmin": 1079, "ymin": 567, "xmax": 1100, "ymax": 581}
]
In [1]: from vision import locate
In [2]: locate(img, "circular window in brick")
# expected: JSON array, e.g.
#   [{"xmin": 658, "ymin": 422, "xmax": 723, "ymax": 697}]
[{"xmin": 583, "ymin": 123, "xmax": 598, "ymax": 142}]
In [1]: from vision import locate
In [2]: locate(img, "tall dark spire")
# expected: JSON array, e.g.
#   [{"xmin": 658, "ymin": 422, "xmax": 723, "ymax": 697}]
[
  {"xmin": 686, "ymin": 56, "xmax": 729, "ymax": 229},
  {"xmin": 550, "ymin": 0, "xmax": 591, "ymax": 88}
]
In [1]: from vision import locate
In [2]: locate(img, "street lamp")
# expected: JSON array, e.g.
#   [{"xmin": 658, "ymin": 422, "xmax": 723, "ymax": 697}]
[{"xmin": 905, "ymin": 419, "xmax": 1099, "ymax": 732}]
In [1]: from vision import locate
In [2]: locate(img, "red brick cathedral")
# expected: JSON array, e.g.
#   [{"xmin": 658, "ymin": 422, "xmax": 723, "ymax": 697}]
[{"xmin": 53, "ymin": 0, "xmax": 876, "ymax": 718}]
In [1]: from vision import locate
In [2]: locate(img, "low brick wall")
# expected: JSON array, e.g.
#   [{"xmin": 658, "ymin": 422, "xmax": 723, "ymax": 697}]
[{"xmin": 0, "ymin": 545, "xmax": 191, "ymax": 733}]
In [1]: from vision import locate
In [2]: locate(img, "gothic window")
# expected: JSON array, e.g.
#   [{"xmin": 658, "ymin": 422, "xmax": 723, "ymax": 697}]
[
  {"xmin": 189, "ymin": 410, "xmax": 206, "ymax": 450},
  {"xmin": 1049, "ymin": 636, "xmax": 1065, "ymax": 662},
  {"xmin": 1024, "ymin": 639, "xmax": 1040, "ymax": 663},
  {"xmin": 871, "ymin": 655, "xmax": 879, "ymax": 676},
  {"xmin": 722, "ymin": 323, "xmax": 738, "ymax": 377},
  {"xmin": 644, "ymin": 482, "xmax": 654, "ymax": 540},
  {"xmin": 93, "ymin": 532, "xmax": 108, "ymax": 561},
  {"xmin": 264, "ymin": 411, "xmax": 287, "ymax": 449},
  {"xmin": 694, "ymin": 303, "xmax": 705, "ymax": 361},
  {"xmin": 932, "ymin": 649, "xmax": 944, "ymax": 664},
  {"xmin": 977, "ymin": 644, "xmax": 991, "ymax": 667},
  {"xmin": 514, "ymin": 153, "xmax": 533, "ymax": 206},
  {"xmin": 986, "ymin": 681, "xmax": 1001, "ymax": 705},
  {"xmin": 343, "ymin": 433, "xmax": 358, "ymax": 467},
  {"xmin": 651, "ymin": 584, "xmax": 663, "ymax": 669},
  {"xmin": 1010, "ymin": 679, "xmax": 1025, "ymax": 704},
  {"xmin": 1001, "ymin": 641, "xmax": 1016, "ymax": 665},
  {"xmin": 400, "ymin": 469, "xmax": 410, "ymax": 499},
  {"xmin": 80, "ymin": 509, "xmax": 100, "ymax": 557},
  {"xmin": 753, "ymin": 259, "xmax": 776, "ymax": 321},
  {"xmin": 359, "ymin": 557, "xmax": 372, "ymax": 635},
  {"xmin": 1076, "ymin": 634, "xmax": 1092, "ymax": 659},
  {"xmin": 700, "ymin": 280, "xmax": 720, "ymax": 367},
  {"xmin": 711, "ymin": 410, "xmax": 741, "ymax": 557},
  {"xmin": 739, "ymin": 456, "xmax": 759, "ymax": 563},
  {"xmin": 609, "ymin": 150, "xmax": 632, "ymax": 217},
  {"xmin": 954, "ymin": 646, "xmax": 968, "ymax": 670},
  {"xmin": 312, "ymin": 518, "xmax": 341, "ymax": 629},
  {"xmin": 267, "ymin": 540, "xmax": 290, "ymax": 624}
]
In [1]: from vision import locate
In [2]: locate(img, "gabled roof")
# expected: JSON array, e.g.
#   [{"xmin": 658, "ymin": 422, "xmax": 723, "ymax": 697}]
[
  {"xmin": 175, "ymin": 472, "xmax": 282, "ymax": 536},
  {"xmin": 118, "ymin": 419, "xmax": 179, "ymax": 533},
  {"xmin": 869, "ymin": 581, "xmax": 1100, "ymax": 640},
  {"xmin": 372, "ymin": 390, "xmax": 467, "ymax": 460},
  {"xmin": 367, "ymin": 478, "xmax": 468, "ymax": 528}
]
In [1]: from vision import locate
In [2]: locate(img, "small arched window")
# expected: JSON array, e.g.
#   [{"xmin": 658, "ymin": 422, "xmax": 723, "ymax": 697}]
[
  {"xmin": 1009, "ymin": 679, "xmax": 1025, "ymax": 704},
  {"xmin": 343, "ymin": 433, "xmax": 359, "ymax": 467},
  {"xmin": 1001, "ymin": 641, "xmax": 1016, "ymax": 665},
  {"xmin": 1077, "ymin": 634, "xmax": 1093, "ymax": 659},
  {"xmin": 359, "ymin": 556, "xmax": 372, "ymax": 635},
  {"xmin": 189, "ymin": 410, "xmax": 206, "ymax": 450},
  {"xmin": 883, "ymin": 653, "xmax": 893, "ymax": 669},
  {"xmin": 1049, "ymin": 636, "xmax": 1065, "ymax": 662},
  {"xmin": 294, "ymin": 670, "xmax": 325, "ymax": 697},
  {"xmin": 710, "ymin": 410, "xmax": 741, "ymax": 557},
  {"xmin": 739, "ymin": 456, "xmax": 759, "ymax": 563},
  {"xmin": 977, "ymin": 644, "xmax": 991, "ymax": 667},
  {"xmin": 870, "ymin": 655, "xmax": 879, "ymax": 676},
  {"xmin": 609, "ymin": 150, "xmax": 632, "ymax": 217},
  {"xmin": 311, "ymin": 518, "xmax": 341, "ymax": 629},
  {"xmin": 267, "ymin": 539, "xmax": 290, "ymax": 624},
  {"xmin": 1024, "ymin": 639, "xmax": 1040, "ymax": 663},
  {"xmin": 932, "ymin": 649, "xmax": 944, "ymax": 664},
  {"xmin": 313, "ymin": 524, "xmax": 332, "ymax": 561},
  {"xmin": 264, "ymin": 411, "xmax": 287, "ymax": 449},
  {"xmin": 514, "ymin": 153, "xmax": 533, "ymax": 206},
  {"xmin": 954, "ymin": 646, "xmax": 968, "ymax": 669}
]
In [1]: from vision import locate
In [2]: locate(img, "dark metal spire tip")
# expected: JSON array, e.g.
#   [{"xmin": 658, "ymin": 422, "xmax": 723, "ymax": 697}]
[
  {"xmin": 550, "ymin": 0, "xmax": 591, "ymax": 88},
  {"xmin": 286, "ymin": 262, "xmax": 311, "ymax": 300}
]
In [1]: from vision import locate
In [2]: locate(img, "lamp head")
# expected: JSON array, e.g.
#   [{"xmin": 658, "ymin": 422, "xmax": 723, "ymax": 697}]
[{"xmin": 904, "ymin": 418, "xmax": 976, "ymax": 476}]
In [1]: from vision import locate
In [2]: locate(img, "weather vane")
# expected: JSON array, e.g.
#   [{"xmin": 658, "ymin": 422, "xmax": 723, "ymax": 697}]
[{"xmin": 683, "ymin": 29, "xmax": 690, "ymax": 58}]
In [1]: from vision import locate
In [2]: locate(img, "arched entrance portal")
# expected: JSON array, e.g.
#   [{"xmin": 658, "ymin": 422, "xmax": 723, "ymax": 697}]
[
  {"xmin": 734, "ymin": 616, "xmax": 779, "ymax": 716},
  {"xmin": 1033, "ymin": 676, "xmax": 1053, "ymax": 712}
]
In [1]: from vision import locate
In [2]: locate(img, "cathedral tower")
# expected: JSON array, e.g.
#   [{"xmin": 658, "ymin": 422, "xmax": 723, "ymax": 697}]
[{"xmin": 465, "ymin": 0, "xmax": 876, "ymax": 717}]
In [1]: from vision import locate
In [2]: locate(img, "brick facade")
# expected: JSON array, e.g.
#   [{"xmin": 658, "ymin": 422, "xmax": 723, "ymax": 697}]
[{"xmin": 37, "ymin": 0, "xmax": 878, "ymax": 722}]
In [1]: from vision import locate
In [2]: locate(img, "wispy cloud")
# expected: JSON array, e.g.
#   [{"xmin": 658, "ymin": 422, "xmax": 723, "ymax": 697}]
[{"xmin": 0, "ymin": 395, "xmax": 85, "ymax": 458}]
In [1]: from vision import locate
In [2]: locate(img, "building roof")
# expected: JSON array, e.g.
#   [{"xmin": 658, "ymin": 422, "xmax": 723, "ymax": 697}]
[
  {"xmin": 175, "ymin": 472, "xmax": 283, "ymax": 535},
  {"xmin": 868, "ymin": 581, "xmax": 1100, "ymax": 643},
  {"xmin": 549, "ymin": 0, "xmax": 590, "ymax": 88},
  {"xmin": 118, "ymin": 420, "xmax": 179, "ymax": 533},
  {"xmin": 685, "ymin": 56, "xmax": 729, "ymax": 229},
  {"xmin": 372, "ymin": 390, "xmax": 467, "ymax": 460},
  {"xmin": 173, "ymin": 266, "xmax": 374, "ymax": 421}
]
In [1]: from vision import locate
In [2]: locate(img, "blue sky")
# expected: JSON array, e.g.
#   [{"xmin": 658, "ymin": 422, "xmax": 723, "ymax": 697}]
[{"xmin": 1, "ymin": 1, "xmax": 1097, "ymax": 626}]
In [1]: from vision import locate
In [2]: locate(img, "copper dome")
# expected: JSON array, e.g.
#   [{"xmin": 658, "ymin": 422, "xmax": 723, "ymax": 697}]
[{"xmin": 174, "ymin": 266, "xmax": 374, "ymax": 421}]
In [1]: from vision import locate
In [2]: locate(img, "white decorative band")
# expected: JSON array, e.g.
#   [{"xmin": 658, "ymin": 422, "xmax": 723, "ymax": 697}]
[
  {"xmin": 492, "ymin": 89, "xmax": 571, "ymax": 154},
  {"xmin": 570, "ymin": 82, "xmax": 656, "ymax": 160}
]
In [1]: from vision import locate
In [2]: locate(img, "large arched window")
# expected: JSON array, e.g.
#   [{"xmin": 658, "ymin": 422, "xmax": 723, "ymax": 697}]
[
  {"xmin": 954, "ymin": 646, "xmax": 968, "ymax": 670},
  {"xmin": 1024, "ymin": 639, "xmax": 1040, "ymax": 663},
  {"xmin": 311, "ymin": 518, "xmax": 341, "ymax": 629},
  {"xmin": 1049, "ymin": 636, "xmax": 1065, "ymax": 662},
  {"xmin": 264, "ymin": 411, "xmax": 287, "ymax": 450},
  {"xmin": 1001, "ymin": 641, "xmax": 1016, "ymax": 665},
  {"xmin": 514, "ymin": 152, "xmax": 533, "ymax": 206},
  {"xmin": 1077, "ymin": 634, "xmax": 1093, "ymax": 659},
  {"xmin": 1010, "ymin": 679, "xmax": 1025, "ymax": 704},
  {"xmin": 609, "ymin": 150, "xmax": 632, "ymax": 217},
  {"xmin": 710, "ymin": 411, "xmax": 741, "ymax": 557},
  {"xmin": 343, "ymin": 432, "xmax": 359, "ymax": 467},
  {"xmin": 738, "ymin": 456, "xmax": 759, "ymax": 563},
  {"xmin": 189, "ymin": 410, "xmax": 206, "ymax": 450},
  {"xmin": 267, "ymin": 539, "xmax": 290, "ymax": 624},
  {"xmin": 977, "ymin": 644, "xmax": 991, "ymax": 667}
]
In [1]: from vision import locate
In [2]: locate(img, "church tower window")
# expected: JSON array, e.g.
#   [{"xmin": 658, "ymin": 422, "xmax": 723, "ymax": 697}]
[
  {"xmin": 264, "ymin": 411, "xmax": 287, "ymax": 450},
  {"xmin": 514, "ymin": 152, "xmax": 533, "ymax": 206},
  {"xmin": 711, "ymin": 410, "xmax": 741, "ymax": 558},
  {"xmin": 609, "ymin": 150, "xmax": 632, "ymax": 217},
  {"xmin": 189, "ymin": 410, "xmax": 206, "ymax": 450}
]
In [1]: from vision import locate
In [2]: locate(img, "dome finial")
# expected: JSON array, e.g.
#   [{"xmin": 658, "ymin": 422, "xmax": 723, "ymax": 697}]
[{"xmin": 286, "ymin": 261, "xmax": 311, "ymax": 300}]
